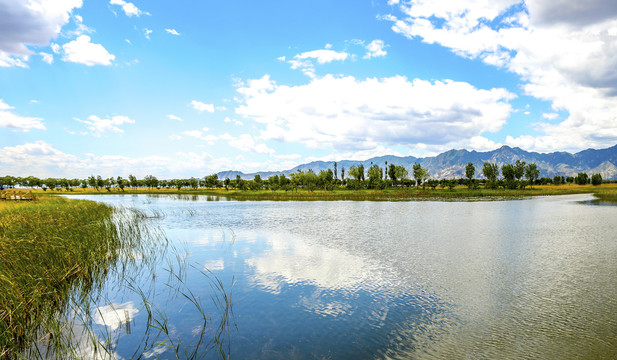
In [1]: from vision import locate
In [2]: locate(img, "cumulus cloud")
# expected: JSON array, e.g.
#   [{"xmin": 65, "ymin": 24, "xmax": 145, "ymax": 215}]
[
  {"xmin": 219, "ymin": 133, "xmax": 275, "ymax": 155},
  {"xmin": 39, "ymin": 52, "xmax": 53, "ymax": 64},
  {"xmin": 0, "ymin": 99, "xmax": 45, "ymax": 131},
  {"xmin": 62, "ymin": 35, "xmax": 115, "ymax": 66},
  {"xmin": 109, "ymin": 0, "xmax": 148, "ymax": 17},
  {"xmin": 236, "ymin": 74, "xmax": 514, "ymax": 151},
  {"xmin": 75, "ymin": 115, "xmax": 134, "ymax": 136},
  {"xmin": 285, "ymin": 46, "xmax": 349, "ymax": 77},
  {"xmin": 0, "ymin": 141, "xmax": 246, "ymax": 178},
  {"xmin": 224, "ymin": 117, "xmax": 243, "ymax": 126},
  {"xmin": 165, "ymin": 28, "xmax": 180, "ymax": 36},
  {"xmin": 182, "ymin": 128, "xmax": 218, "ymax": 144},
  {"xmin": 190, "ymin": 100, "xmax": 215, "ymax": 113},
  {"xmin": 167, "ymin": 114, "xmax": 182, "ymax": 121},
  {"xmin": 385, "ymin": 0, "xmax": 617, "ymax": 151},
  {"xmin": 0, "ymin": 0, "xmax": 82, "ymax": 66},
  {"xmin": 364, "ymin": 40, "xmax": 387, "ymax": 59}
]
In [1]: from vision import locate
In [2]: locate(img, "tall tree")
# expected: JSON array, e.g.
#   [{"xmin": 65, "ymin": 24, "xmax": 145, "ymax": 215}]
[
  {"xmin": 482, "ymin": 162, "xmax": 499, "ymax": 188},
  {"xmin": 501, "ymin": 164, "xmax": 516, "ymax": 189},
  {"xmin": 334, "ymin": 162, "xmax": 338, "ymax": 180},
  {"xmin": 514, "ymin": 160, "xmax": 526, "ymax": 181},
  {"xmin": 525, "ymin": 163, "xmax": 540, "ymax": 188},
  {"xmin": 412, "ymin": 163, "xmax": 429, "ymax": 188},
  {"xmin": 465, "ymin": 162, "xmax": 475, "ymax": 188}
]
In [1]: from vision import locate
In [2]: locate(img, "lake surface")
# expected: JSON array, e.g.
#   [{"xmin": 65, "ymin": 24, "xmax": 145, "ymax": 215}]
[{"xmin": 64, "ymin": 194, "xmax": 617, "ymax": 359}]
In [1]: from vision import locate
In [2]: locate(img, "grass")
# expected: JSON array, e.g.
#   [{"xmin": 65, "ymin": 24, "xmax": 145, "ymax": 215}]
[
  {"xmin": 0, "ymin": 195, "xmax": 235, "ymax": 359},
  {"xmin": 33, "ymin": 183, "xmax": 617, "ymax": 201},
  {"xmin": 0, "ymin": 196, "xmax": 121, "ymax": 357}
]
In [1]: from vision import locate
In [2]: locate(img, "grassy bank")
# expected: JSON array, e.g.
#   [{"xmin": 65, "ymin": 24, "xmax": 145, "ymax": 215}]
[
  {"xmin": 32, "ymin": 183, "xmax": 617, "ymax": 201},
  {"xmin": 0, "ymin": 196, "xmax": 122, "ymax": 357}
]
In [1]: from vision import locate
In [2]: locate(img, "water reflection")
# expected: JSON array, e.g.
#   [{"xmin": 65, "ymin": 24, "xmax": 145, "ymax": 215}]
[{"xmin": 62, "ymin": 193, "xmax": 617, "ymax": 359}]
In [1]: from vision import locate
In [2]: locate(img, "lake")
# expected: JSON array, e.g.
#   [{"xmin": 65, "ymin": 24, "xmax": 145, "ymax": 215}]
[{"xmin": 63, "ymin": 194, "xmax": 617, "ymax": 359}]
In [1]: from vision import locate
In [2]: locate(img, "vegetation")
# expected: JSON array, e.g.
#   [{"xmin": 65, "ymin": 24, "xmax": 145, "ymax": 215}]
[
  {"xmin": 0, "ymin": 196, "xmax": 121, "ymax": 356},
  {"xmin": 0, "ymin": 196, "xmax": 234, "ymax": 358},
  {"xmin": 1, "ymin": 159, "xmax": 615, "ymax": 201}
]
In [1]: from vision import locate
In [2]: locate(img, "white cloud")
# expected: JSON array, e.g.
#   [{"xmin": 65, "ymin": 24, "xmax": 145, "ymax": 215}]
[
  {"xmin": 0, "ymin": 141, "xmax": 238, "ymax": 178},
  {"xmin": 93, "ymin": 302, "xmax": 138, "ymax": 331},
  {"xmin": 386, "ymin": 0, "xmax": 617, "ymax": 151},
  {"xmin": 144, "ymin": 28, "xmax": 152, "ymax": 39},
  {"xmin": 542, "ymin": 112, "xmax": 559, "ymax": 120},
  {"xmin": 285, "ymin": 46, "xmax": 349, "ymax": 77},
  {"xmin": 75, "ymin": 115, "xmax": 135, "ymax": 136},
  {"xmin": 167, "ymin": 114, "xmax": 182, "ymax": 121},
  {"xmin": 62, "ymin": 35, "xmax": 115, "ymax": 66},
  {"xmin": 364, "ymin": 40, "xmax": 387, "ymax": 59},
  {"xmin": 109, "ymin": 0, "xmax": 148, "ymax": 17},
  {"xmin": 0, "ymin": 99, "xmax": 45, "ymax": 131},
  {"xmin": 0, "ymin": 0, "xmax": 82, "ymax": 67},
  {"xmin": 182, "ymin": 128, "xmax": 218, "ymax": 144},
  {"xmin": 219, "ymin": 133, "xmax": 275, "ymax": 155},
  {"xmin": 39, "ymin": 52, "xmax": 53, "ymax": 64},
  {"xmin": 165, "ymin": 28, "xmax": 180, "ymax": 36},
  {"xmin": 224, "ymin": 117, "xmax": 243, "ymax": 126},
  {"xmin": 168, "ymin": 134, "xmax": 182, "ymax": 140},
  {"xmin": 63, "ymin": 13, "xmax": 93, "ymax": 38},
  {"xmin": 190, "ymin": 100, "xmax": 215, "ymax": 113},
  {"xmin": 236, "ymin": 74, "xmax": 514, "ymax": 151},
  {"xmin": 295, "ymin": 49, "xmax": 348, "ymax": 64}
]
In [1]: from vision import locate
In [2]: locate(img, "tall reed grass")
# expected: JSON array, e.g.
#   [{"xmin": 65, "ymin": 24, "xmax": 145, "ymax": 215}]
[
  {"xmin": 0, "ymin": 197, "xmax": 122, "ymax": 357},
  {"xmin": 0, "ymin": 196, "xmax": 234, "ymax": 359}
]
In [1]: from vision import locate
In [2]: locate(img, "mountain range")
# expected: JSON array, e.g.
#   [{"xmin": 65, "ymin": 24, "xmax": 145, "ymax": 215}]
[{"xmin": 217, "ymin": 144, "xmax": 617, "ymax": 180}]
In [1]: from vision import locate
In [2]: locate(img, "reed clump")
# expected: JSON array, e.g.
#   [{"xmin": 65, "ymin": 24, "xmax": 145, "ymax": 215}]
[{"xmin": 0, "ymin": 196, "xmax": 121, "ymax": 357}]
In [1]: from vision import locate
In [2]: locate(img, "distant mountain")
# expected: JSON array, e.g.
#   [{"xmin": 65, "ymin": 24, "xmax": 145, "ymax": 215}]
[{"xmin": 217, "ymin": 144, "xmax": 617, "ymax": 180}]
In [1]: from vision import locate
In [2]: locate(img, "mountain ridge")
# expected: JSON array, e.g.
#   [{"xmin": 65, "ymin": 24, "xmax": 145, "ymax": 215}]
[{"xmin": 217, "ymin": 144, "xmax": 617, "ymax": 180}]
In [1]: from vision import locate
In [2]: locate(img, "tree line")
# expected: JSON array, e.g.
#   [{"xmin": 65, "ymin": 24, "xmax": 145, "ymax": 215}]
[{"xmin": 0, "ymin": 160, "xmax": 607, "ymax": 192}]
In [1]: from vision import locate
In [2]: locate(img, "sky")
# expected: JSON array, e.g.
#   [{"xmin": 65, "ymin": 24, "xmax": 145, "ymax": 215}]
[{"xmin": 1, "ymin": 0, "xmax": 617, "ymax": 178}]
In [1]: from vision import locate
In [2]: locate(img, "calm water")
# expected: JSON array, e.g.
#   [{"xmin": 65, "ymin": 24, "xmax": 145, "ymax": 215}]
[{"xmin": 65, "ymin": 194, "xmax": 617, "ymax": 359}]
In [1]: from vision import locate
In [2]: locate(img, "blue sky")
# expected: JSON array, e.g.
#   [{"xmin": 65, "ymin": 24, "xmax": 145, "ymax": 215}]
[{"xmin": 2, "ymin": 0, "xmax": 617, "ymax": 178}]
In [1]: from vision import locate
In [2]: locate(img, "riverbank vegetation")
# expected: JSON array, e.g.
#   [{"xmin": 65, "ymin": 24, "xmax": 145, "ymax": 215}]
[
  {"xmin": 2, "ymin": 160, "xmax": 614, "ymax": 201},
  {"xmin": 0, "ymin": 196, "xmax": 235, "ymax": 359},
  {"xmin": 0, "ymin": 196, "xmax": 122, "ymax": 357}
]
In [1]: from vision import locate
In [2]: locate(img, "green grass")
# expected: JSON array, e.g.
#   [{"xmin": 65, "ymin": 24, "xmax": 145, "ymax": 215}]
[
  {"xmin": 0, "ymin": 196, "xmax": 122, "ymax": 357},
  {"xmin": 0, "ymin": 195, "xmax": 235, "ymax": 359}
]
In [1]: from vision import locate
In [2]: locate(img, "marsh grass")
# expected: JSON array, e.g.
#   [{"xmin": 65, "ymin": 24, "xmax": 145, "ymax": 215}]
[{"xmin": 0, "ymin": 196, "xmax": 235, "ymax": 359}]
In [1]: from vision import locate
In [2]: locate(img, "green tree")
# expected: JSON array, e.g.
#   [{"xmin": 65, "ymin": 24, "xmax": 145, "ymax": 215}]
[
  {"xmin": 143, "ymin": 175, "xmax": 158, "ymax": 189},
  {"xmin": 591, "ymin": 173, "xmax": 602, "ymax": 186},
  {"xmin": 514, "ymin": 160, "xmax": 526, "ymax": 181},
  {"xmin": 525, "ymin": 163, "xmax": 540, "ymax": 188},
  {"xmin": 204, "ymin": 174, "xmax": 219, "ymax": 188},
  {"xmin": 341, "ymin": 167, "xmax": 345, "ymax": 181},
  {"xmin": 465, "ymin": 162, "xmax": 475, "ymax": 189},
  {"xmin": 128, "ymin": 174, "xmax": 138, "ymax": 189},
  {"xmin": 394, "ymin": 165, "xmax": 408, "ymax": 184},
  {"xmin": 575, "ymin": 172, "xmax": 589, "ymax": 185},
  {"xmin": 482, "ymin": 162, "xmax": 499, "ymax": 189},
  {"xmin": 88, "ymin": 175, "xmax": 97, "ymax": 190},
  {"xmin": 367, "ymin": 165, "xmax": 383, "ymax": 189},
  {"xmin": 412, "ymin": 163, "xmax": 429, "ymax": 189},
  {"xmin": 501, "ymin": 164, "xmax": 517, "ymax": 189},
  {"xmin": 318, "ymin": 169, "xmax": 334, "ymax": 190},
  {"xmin": 388, "ymin": 164, "xmax": 397, "ymax": 183},
  {"xmin": 334, "ymin": 162, "xmax": 338, "ymax": 180},
  {"xmin": 116, "ymin": 176, "xmax": 126, "ymax": 191}
]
